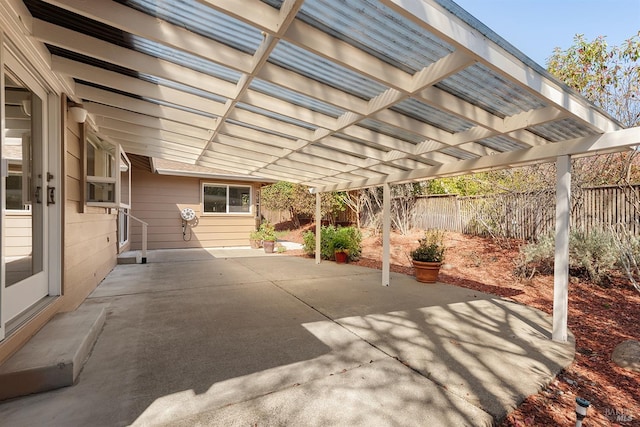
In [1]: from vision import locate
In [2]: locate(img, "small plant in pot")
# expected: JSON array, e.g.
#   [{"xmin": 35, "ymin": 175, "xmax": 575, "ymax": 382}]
[
  {"xmin": 332, "ymin": 234, "xmax": 351, "ymax": 264},
  {"xmin": 410, "ymin": 229, "xmax": 446, "ymax": 283},
  {"xmin": 259, "ymin": 222, "xmax": 277, "ymax": 253},
  {"xmin": 249, "ymin": 229, "xmax": 263, "ymax": 249}
]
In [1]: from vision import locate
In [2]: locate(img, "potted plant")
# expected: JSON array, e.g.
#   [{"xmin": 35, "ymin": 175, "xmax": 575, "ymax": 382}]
[
  {"xmin": 259, "ymin": 222, "xmax": 277, "ymax": 253},
  {"xmin": 332, "ymin": 233, "xmax": 351, "ymax": 264},
  {"xmin": 410, "ymin": 229, "xmax": 446, "ymax": 283},
  {"xmin": 249, "ymin": 228, "xmax": 263, "ymax": 249}
]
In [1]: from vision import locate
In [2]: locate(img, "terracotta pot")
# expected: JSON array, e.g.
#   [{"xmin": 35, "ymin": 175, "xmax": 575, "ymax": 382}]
[
  {"xmin": 263, "ymin": 240, "xmax": 275, "ymax": 253},
  {"xmin": 412, "ymin": 260, "xmax": 441, "ymax": 283},
  {"xmin": 335, "ymin": 250, "xmax": 348, "ymax": 264},
  {"xmin": 249, "ymin": 239, "xmax": 262, "ymax": 249}
]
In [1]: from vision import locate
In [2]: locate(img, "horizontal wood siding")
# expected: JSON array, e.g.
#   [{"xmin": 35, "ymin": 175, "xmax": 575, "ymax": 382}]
[
  {"xmin": 62, "ymin": 121, "xmax": 117, "ymax": 312},
  {"xmin": 130, "ymin": 168, "xmax": 259, "ymax": 249},
  {"xmin": 1, "ymin": 102, "xmax": 116, "ymax": 364}
]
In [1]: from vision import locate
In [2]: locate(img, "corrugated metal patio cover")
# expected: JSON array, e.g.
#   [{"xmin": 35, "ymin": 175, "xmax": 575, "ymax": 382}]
[{"xmin": 24, "ymin": 0, "xmax": 629, "ymax": 191}]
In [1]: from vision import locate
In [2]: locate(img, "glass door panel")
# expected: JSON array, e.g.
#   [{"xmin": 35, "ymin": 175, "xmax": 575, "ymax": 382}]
[{"xmin": 2, "ymin": 67, "xmax": 48, "ymax": 326}]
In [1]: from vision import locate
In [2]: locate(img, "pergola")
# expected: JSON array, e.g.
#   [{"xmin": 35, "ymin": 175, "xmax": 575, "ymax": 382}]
[{"xmin": 14, "ymin": 0, "xmax": 640, "ymax": 342}]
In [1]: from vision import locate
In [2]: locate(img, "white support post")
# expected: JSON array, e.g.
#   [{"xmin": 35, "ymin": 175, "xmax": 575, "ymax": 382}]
[
  {"xmin": 315, "ymin": 192, "xmax": 321, "ymax": 264},
  {"xmin": 382, "ymin": 183, "xmax": 391, "ymax": 286},
  {"xmin": 141, "ymin": 222, "xmax": 148, "ymax": 264},
  {"xmin": 553, "ymin": 155, "xmax": 571, "ymax": 342}
]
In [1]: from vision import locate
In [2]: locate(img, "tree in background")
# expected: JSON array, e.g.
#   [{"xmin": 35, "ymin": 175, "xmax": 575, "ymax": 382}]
[
  {"xmin": 548, "ymin": 32, "xmax": 640, "ymax": 186},
  {"xmin": 260, "ymin": 182, "xmax": 345, "ymax": 228},
  {"xmin": 547, "ymin": 32, "xmax": 639, "ymax": 127}
]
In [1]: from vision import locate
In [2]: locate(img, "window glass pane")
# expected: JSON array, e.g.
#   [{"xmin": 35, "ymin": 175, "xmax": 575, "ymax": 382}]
[
  {"xmin": 86, "ymin": 182, "xmax": 116, "ymax": 203},
  {"xmin": 229, "ymin": 186, "xmax": 251, "ymax": 213},
  {"xmin": 119, "ymin": 209, "xmax": 129, "ymax": 246},
  {"xmin": 203, "ymin": 185, "xmax": 227, "ymax": 213},
  {"xmin": 87, "ymin": 142, "xmax": 95, "ymax": 176},
  {"xmin": 87, "ymin": 134, "xmax": 115, "ymax": 179},
  {"xmin": 120, "ymin": 152, "xmax": 130, "ymax": 207}
]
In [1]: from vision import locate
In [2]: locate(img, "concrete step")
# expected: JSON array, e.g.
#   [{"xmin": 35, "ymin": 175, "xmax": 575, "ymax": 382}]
[
  {"xmin": 117, "ymin": 251, "xmax": 145, "ymax": 264},
  {"xmin": 0, "ymin": 304, "xmax": 106, "ymax": 401}
]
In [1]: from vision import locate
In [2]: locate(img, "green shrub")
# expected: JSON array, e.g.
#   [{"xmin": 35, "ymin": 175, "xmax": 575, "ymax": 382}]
[
  {"xmin": 410, "ymin": 229, "xmax": 446, "ymax": 263},
  {"xmin": 517, "ymin": 233, "xmax": 556, "ymax": 277},
  {"xmin": 569, "ymin": 229, "xmax": 618, "ymax": 284},
  {"xmin": 302, "ymin": 225, "xmax": 362, "ymax": 261},
  {"xmin": 517, "ymin": 228, "xmax": 620, "ymax": 285}
]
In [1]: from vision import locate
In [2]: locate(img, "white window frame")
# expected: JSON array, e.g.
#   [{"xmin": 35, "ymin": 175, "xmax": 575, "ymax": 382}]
[
  {"xmin": 119, "ymin": 147, "xmax": 131, "ymax": 209},
  {"xmin": 201, "ymin": 182, "xmax": 253, "ymax": 215},
  {"xmin": 117, "ymin": 148, "xmax": 131, "ymax": 248},
  {"xmin": 85, "ymin": 132, "xmax": 116, "ymax": 207},
  {"xmin": 84, "ymin": 133, "xmax": 131, "ymax": 209}
]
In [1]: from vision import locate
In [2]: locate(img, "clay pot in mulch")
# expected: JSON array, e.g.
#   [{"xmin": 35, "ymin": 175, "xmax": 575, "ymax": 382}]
[{"xmin": 412, "ymin": 260, "xmax": 442, "ymax": 283}]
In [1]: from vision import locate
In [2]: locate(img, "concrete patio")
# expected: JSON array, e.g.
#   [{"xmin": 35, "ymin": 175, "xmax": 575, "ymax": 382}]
[{"xmin": 0, "ymin": 250, "xmax": 574, "ymax": 426}]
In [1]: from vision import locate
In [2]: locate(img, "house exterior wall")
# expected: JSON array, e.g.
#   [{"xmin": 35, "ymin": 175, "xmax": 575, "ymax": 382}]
[
  {"xmin": 0, "ymin": 107, "xmax": 118, "ymax": 364},
  {"xmin": 61, "ymin": 119, "xmax": 118, "ymax": 312},
  {"xmin": 130, "ymin": 167, "xmax": 260, "ymax": 250}
]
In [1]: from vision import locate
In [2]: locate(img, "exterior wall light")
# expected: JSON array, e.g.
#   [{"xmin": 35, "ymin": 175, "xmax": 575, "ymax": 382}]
[{"xmin": 68, "ymin": 102, "xmax": 88, "ymax": 123}]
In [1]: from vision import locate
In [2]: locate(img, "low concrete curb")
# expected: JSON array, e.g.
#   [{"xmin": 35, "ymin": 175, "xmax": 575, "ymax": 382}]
[{"xmin": 0, "ymin": 304, "xmax": 106, "ymax": 401}]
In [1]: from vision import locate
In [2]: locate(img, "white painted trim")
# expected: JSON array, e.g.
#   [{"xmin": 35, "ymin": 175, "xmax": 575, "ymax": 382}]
[
  {"xmin": 1, "ymin": 35, "xmax": 6, "ymax": 340},
  {"xmin": 382, "ymin": 184, "xmax": 391, "ymax": 287},
  {"xmin": 201, "ymin": 182, "xmax": 253, "ymax": 216},
  {"xmin": 46, "ymin": 92, "xmax": 61, "ymax": 297},
  {"xmin": 553, "ymin": 155, "xmax": 571, "ymax": 342},
  {"xmin": 383, "ymin": 0, "xmax": 621, "ymax": 133},
  {"xmin": 315, "ymin": 192, "xmax": 321, "ymax": 264},
  {"xmin": 45, "ymin": 0, "xmax": 253, "ymax": 73},
  {"xmin": 310, "ymin": 127, "xmax": 640, "ymax": 193}
]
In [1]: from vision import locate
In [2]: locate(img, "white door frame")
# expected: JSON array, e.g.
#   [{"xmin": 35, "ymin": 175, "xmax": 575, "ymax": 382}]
[{"xmin": 0, "ymin": 36, "xmax": 61, "ymax": 340}]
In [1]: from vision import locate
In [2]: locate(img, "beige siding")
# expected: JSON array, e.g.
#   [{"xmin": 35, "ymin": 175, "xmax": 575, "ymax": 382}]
[
  {"xmin": 1, "ymin": 101, "xmax": 117, "ymax": 364},
  {"xmin": 130, "ymin": 168, "xmax": 259, "ymax": 249},
  {"xmin": 61, "ymin": 120, "xmax": 117, "ymax": 312}
]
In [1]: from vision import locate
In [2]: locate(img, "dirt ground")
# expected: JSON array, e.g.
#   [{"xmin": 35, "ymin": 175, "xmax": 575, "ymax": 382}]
[{"xmin": 280, "ymin": 225, "xmax": 640, "ymax": 426}]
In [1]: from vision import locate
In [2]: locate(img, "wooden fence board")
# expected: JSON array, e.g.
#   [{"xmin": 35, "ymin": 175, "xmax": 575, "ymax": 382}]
[{"xmin": 409, "ymin": 185, "xmax": 640, "ymax": 239}]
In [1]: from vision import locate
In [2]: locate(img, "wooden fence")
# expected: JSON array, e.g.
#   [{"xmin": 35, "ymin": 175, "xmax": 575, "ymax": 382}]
[
  {"xmin": 412, "ymin": 185, "xmax": 640, "ymax": 239},
  {"xmin": 261, "ymin": 185, "xmax": 640, "ymax": 239},
  {"xmin": 260, "ymin": 207, "xmax": 356, "ymax": 227}
]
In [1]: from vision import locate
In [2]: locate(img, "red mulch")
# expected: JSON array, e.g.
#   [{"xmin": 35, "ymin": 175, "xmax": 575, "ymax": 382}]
[{"xmin": 280, "ymin": 226, "xmax": 640, "ymax": 426}]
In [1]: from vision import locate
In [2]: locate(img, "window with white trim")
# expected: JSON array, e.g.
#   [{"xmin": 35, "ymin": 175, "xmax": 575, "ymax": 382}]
[
  {"xmin": 202, "ymin": 183, "xmax": 252, "ymax": 214},
  {"xmin": 86, "ymin": 133, "xmax": 116, "ymax": 205},
  {"xmin": 84, "ymin": 133, "xmax": 131, "ymax": 209}
]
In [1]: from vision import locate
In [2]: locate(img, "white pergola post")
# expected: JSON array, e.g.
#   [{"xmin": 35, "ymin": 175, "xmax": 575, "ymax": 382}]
[
  {"xmin": 382, "ymin": 183, "xmax": 391, "ymax": 286},
  {"xmin": 553, "ymin": 155, "xmax": 571, "ymax": 342},
  {"xmin": 315, "ymin": 191, "xmax": 321, "ymax": 264}
]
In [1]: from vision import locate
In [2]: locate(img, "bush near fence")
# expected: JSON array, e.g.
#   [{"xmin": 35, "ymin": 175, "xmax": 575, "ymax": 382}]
[
  {"xmin": 263, "ymin": 185, "xmax": 640, "ymax": 240},
  {"xmin": 412, "ymin": 185, "xmax": 640, "ymax": 240}
]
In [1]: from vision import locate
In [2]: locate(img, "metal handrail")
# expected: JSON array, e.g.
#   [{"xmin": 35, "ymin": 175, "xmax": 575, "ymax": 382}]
[{"xmin": 120, "ymin": 209, "xmax": 148, "ymax": 264}]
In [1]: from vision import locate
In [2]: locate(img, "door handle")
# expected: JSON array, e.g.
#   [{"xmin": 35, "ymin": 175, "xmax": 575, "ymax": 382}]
[
  {"xmin": 47, "ymin": 186, "xmax": 56, "ymax": 205},
  {"xmin": 35, "ymin": 186, "xmax": 42, "ymax": 204}
]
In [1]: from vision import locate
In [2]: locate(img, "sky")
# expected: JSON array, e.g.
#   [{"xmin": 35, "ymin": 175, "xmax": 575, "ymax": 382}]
[{"xmin": 452, "ymin": 0, "xmax": 640, "ymax": 67}]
